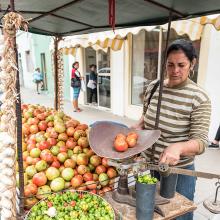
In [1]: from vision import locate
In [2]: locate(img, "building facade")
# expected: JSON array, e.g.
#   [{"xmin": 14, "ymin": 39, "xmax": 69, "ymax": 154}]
[{"xmin": 17, "ymin": 22, "xmax": 220, "ymax": 140}]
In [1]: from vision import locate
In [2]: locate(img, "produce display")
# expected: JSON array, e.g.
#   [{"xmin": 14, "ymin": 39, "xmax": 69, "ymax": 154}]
[
  {"xmin": 25, "ymin": 190, "xmax": 115, "ymax": 220},
  {"xmin": 137, "ymin": 174, "xmax": 158, "ymax": 184},
  {"xmin": 114, "ymin": 132, "xmax": 138, "ymax": 152},
  {"xmin": 18, "ymin": 104, "xmax": 118, "ymax": 209}
]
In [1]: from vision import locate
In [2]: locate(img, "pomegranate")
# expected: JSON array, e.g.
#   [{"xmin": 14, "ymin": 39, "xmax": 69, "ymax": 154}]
[
  {"xmin": 22, "ymin": 124, "xmax": 30, "ymax": 135},
  {"xmin": 99, "ymin": 173, "xmax": 109, "ymax": 186},
  {"xmin": 51, "ymin": 160, "xmax": 61, "ymax": 169},
  {"xmin": 76, "ymin": 153, "xmax": 89, "ymax": 166},
  {"xmin": 29, "ymin": 125, "xmax": 39, "ymax": 134},
  {"xmin": 66, "ymin": 127, "xmax": 75, "ymax": 136},
  {"xmin": 66, "ymin": 138, "xmax": 77, "ymax": 149},
  {"xmin": 59, "ymin": 146, "xmax": 67, "ymax": 153},
  {"xmin": 74, "ymin": 130, "xmax": 86, "ymax": 141},
  {"xmin": 30, "ymin": 148, "xmax": 41, "ymax": 158},
  {"xmin": 61, "ymin": 168, "xmax": 74, "ymax": 181},
  {"xmin": 54, "ymin": 123, "xmax": 66, "ymax": 133},
  {"xmin": 50, "ymin": 177, "xmax": 65, "ymax": 192},
  {"xmin": 51, "ymin": 146, "xmax": 60, "ymax": 156},
  {"xmin": 78, "ymin": 137, "xmax": 89, "ymax": 148},
  {"xmin": 107, "ymin": 167, "xmax": 117, "ymax": 178},
  {"xmin": 83, "ymin": 172, "xmax": 93, "ymax": 182},
  {"xmin": 46, "ymin": 167, "xmax": 60, "ymax": 180},
  {"xmin": 64, "ymin": 159, "xmax": 76, "ymax": 168},
  {"xmin": 58, "ymin": 133, "xmax": 68, "ymax": 141},
  {"xmin": 36, "ymin": 185, "xmax": 51, "ymax": 200},
  {"xmin": 38, "ymin": 121, "xmax": 48, "ymax": 131},
  {"xmin": 47, "ymin": 137, "xmax": 57, "ymax": 146},
  {"xmin": 90, "ymin": 155, "xmax": 101, "ymax": 167},
  {"xmin": 32, "ymin": 172, "xmax": 47, "ymax": 186},
  {"xmin": 102, "ymin": 158, "xmax": 109, "ymax": 168},
  {"xmin": 57, "ymin": 152, "xmax": 68, "ymax": 163},
  {"xmin": 114, "ymin": 138, "xmax": 128, "ymax": 152},
  {"xmin": 73, "ymin": 146, "xmax": 82, "ymax": 154},
  {"xmin": 127, "ymin": 132, "xmax": 138, "ymax": 139},
  {"xmin": 77, "ymin": 165, "xmax": 89, "ymax": 175},
  {"xmin": 71, "ymin": 175, "xmax": 83, "ymax": 188},
  {"xmin": 95, "ymin": 165, "xmax": 107, "ymax": 175},
  {"xmin": 35, "ymin": 160, "xmax": 48, "ymax": 172},
  {"xmin": 126, "ymin": 136, "xmax": 137, "ymax": 148},
  {"xmin": 115, "ymin": 133, "xmax": 126, "ymax": 140},
  {"xmin": 85, "ymin": 181, "xmax": 97, "ymax": 190}
]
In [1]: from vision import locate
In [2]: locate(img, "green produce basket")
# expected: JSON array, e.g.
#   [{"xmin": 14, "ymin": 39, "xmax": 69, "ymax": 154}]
[{"xmin": 25, "ymin": 190, "xmax": 115, "ymax": 220}]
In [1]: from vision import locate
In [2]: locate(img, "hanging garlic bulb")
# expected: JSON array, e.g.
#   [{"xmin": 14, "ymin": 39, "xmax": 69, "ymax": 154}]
[{"xmin": 0, "ymin": 12, "xmax": 28, "ymax": 220}]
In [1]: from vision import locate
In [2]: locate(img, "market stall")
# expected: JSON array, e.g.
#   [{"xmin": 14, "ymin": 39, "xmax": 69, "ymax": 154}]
[{"xmin": 1, "ymin": 1, "xmax": 220, "ymax": 219}]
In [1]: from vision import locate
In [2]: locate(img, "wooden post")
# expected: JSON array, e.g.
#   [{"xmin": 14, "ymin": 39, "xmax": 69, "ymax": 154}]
[{"xmin": 53, "ymin": 36, "xmax": 64, "ymax": 111}]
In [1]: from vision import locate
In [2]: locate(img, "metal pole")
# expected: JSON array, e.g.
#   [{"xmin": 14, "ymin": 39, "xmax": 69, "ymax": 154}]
[
  {"xmin": 15, "ymin": 41, "xmax": 25, "ymax": 218},
  {"xmin": 54, "ymin": 37, "xmax": 59, "ymax": 110},
  {"xmin": 155, "ymin": 12, "xmax": 172, "ymax": 129},
  {"xmin": 157, "ymin": 27, "xmax": 163, "ymax": 79},
  {"xmin": 151, "ymin": 12, "xmax": 172, "ymax": 162}
]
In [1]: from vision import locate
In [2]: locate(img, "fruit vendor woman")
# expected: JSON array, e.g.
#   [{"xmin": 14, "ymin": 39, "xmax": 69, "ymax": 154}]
[{"xmin": 132, "ymin": 39, "xmax": 211, "ymax": 220}]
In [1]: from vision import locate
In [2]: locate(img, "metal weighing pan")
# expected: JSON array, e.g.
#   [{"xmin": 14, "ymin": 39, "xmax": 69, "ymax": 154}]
[{"xmin": 89, "ymin": 121, "xmax": 161, "ymax": 160}]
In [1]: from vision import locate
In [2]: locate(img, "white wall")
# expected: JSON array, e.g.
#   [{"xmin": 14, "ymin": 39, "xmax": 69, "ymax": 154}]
[
  {"xmin": 17, "ymin": 32, "xmax": 36, "ymax": 90},
  {"xmin": 111, "ymin": 46, "xmax": 125, "ymax": 116},
  {"xmin": 124, "ymin": 34, "xmax": 143, "ymax": 120},
  {"xmin": 200, "ymin": 25, "xmax": 220, "ymax": 140}
]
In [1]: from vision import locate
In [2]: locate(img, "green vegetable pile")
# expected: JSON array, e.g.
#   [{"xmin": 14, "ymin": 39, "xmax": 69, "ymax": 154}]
[
  {"xmin": 26, "ymin": 191, "xmax": 115, "ymax": 220},
  {"xmin": 137, "ymin": 174, "xmax": 158, "ymax": 184}
]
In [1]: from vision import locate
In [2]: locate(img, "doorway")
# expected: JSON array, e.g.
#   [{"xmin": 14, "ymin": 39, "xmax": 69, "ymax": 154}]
[
  {"xmin": 40, "ymin": 53, "xmax": 47, "ymax": 90},
  {"xmin": 85, "ymin": 48, "xmax": 111, "ymax": 109},
  {"xmin": 97, "ymin": 49, "xmax": 111, "ymax": 109}
]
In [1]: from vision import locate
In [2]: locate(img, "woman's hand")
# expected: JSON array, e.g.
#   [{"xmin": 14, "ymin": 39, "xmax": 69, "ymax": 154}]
[
  {"xmin": 130, "ymin": 115, "xmax": 144, "ymax": 130},
  {"xmin": 130, "ymin": 124, "xmax": 144, "ymax": 130},
  {"xmin": 159, "ymin": 143, "xmax": 183, "ymax": 166}
]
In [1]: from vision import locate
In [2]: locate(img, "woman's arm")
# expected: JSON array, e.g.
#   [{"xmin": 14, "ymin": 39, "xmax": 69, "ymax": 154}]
[
  {"xmin": 159, "ymin": 140, "xmax": 200, "ymax": 165},
  {"xmin": 160, "ymin": 97, "xmax": 211, "ymax": 165}
]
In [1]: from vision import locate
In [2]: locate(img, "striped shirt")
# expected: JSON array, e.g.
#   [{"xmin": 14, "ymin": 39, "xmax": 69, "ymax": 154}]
[{"xmin": 143, "ymin": 78, "xmax": 211, "ymax": 165}]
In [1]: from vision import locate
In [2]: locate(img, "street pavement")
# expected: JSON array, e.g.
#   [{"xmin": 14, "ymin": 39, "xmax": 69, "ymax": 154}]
[{"xmin": 21, "ymin": 87, "xmax": 220, "ymax": 220}]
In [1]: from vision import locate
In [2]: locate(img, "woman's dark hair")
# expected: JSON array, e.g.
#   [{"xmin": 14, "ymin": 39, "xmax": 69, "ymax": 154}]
[
  {"xmin": 72, "ymin": 61, "xmax": 79, "ymax": 68},
  {"xmin": 89, "ymin": 64, "xmax": 97, "ymax": 69},
  {"xmin": 166, "ymin": 39, "xmax": 197, "ymax": 62}
]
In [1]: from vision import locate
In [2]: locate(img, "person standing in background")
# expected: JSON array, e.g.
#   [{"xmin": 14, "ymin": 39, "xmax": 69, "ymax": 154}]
[
  {"xmin": 209, "ymin": 125, "xmax": 220, "ymax": 148},
  {"xmin": 33, "ymin": 68, "xmax": 43, "ymax": 94},
  {"xmin": 71, "ymin": 61, "xmax": 82, "ymax": 112},
  {"xmin": 87, "ymin": 64, "xmax": 97, "ymax": 105}
]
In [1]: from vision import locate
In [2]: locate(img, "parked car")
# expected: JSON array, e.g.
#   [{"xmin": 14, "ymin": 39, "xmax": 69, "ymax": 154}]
[{"xmin": 98, "ymin": 67, "xmax": 110, "ymax": 74}]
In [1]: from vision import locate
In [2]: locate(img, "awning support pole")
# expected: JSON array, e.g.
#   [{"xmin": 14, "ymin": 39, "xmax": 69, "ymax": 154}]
[
  {"xmin": 151, "ymin": 11, "xmax": 172, "ymax": 162},
  {"xmin": 54, "ymin": 37, "xmax": 59, "ymax": 110}
]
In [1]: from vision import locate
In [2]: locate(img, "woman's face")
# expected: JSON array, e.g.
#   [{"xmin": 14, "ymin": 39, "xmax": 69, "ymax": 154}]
[
  {"xmin": 166, "ymin": 49, "xmax": 195, "ymax": 86},
  {"xmin": 91, "ymin": 66, "xmax": 96, "ymax": 72},
  {"xmin": 74, "ymin": 63, "xmax": 79, "ymax": 69}
]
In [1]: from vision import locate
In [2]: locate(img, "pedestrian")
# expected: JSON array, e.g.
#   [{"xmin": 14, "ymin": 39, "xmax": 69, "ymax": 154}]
[
  {"xmin": 131, "ymin": 39, "xmax": 211, "ymax": 220},
  {"xmin": 71, "ymin": 61, "xmax": 83, "ymax": 112},
  {"xmin": 208, "ymin": 125, "xmax": 220, "ymax": 148},
  {"xmin": 87, "ymin": 64, "xmax": 97, "ymax": 105},
  {"xmin": 33, "ymin": 68, "xmax": 43, "ymax": 94}
]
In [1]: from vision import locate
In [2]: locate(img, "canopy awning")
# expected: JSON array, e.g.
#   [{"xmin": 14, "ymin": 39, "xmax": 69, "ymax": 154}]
[
  {"xmin": 1, "ymin": 0, "xmax": 220, "ymax": 36},
  {"xmin": 200, "ymin": 15, "xmax": 220, "ymax": 30},
  {"xmin": 58, "ymin": 17, "xmax": 204, "ymax": 54}
]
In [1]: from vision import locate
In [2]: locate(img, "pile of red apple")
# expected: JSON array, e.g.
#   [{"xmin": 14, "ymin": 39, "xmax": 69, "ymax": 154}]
[
  {"xmin": 18, "ymin": 104, "xmax": 118, "ymax": 209},
  {"xmin": 114, "ymin": 132, "xmax": 138, "ymax": 152}
]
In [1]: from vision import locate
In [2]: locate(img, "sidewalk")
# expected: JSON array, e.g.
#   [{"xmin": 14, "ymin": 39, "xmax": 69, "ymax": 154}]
[{"xmin": 21, "ymin": 87, "xmax": 220, "ymax": 220}]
